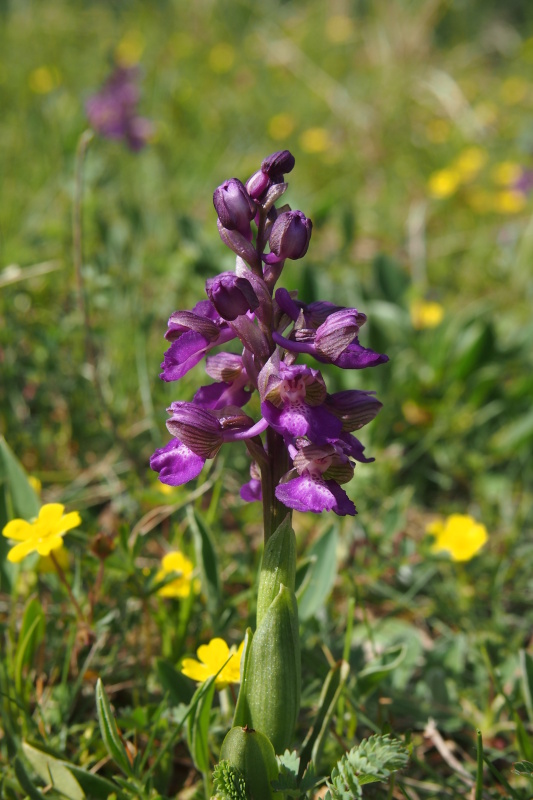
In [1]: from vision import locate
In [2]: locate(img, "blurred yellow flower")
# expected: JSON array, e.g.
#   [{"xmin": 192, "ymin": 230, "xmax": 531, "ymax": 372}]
[
  {"xmin": 28, "ymin": 66, "xmax": 61, "ymax": 94},
  {"xmin": 402, "ymin": 400, "xmax": 432, "ymax": 426},
  {"xmin": 500, "ymin": 76, "xmax": 528, "ymax": 105},
  {"xmin": 299, "ymin": 127, "xmax": 331, "ymax": 154},
  {"xmin": 326, "ymin": 15, "xmax": 354, "ymax": 44},
  {"xmin": 208, "ymin": 43, "xmax": 235, "ymax": 73},
  {"xmin": 268, "ymin": 113, "xmax": 295, "ymax": 141},
  {"xmin": 428, "ymin": 168, "xmax": 460, "ymax": 198},
  {"xmin": 493, "ymin": 189, "xmax": 527, "ymax": 214},
  {"xmin": 427, "ymin": 514, "xmax": 488, "ymax": 562},
  {"xmin": 410, "ymin": 299, "xmax": 444, "ymax": 329},
  {"xmin": 453, "ymin": 147, "xmax": 487, "ymax": 181},
  {"xmin": 28, "ymin": 476, "xmax": 42, "ymax": 495},
  {"xmin": 491, "ymin": 162, "xmax": 522, "ymax": 187},
  {"xmin": 425, "ymin": 119, "xmax": 451, "ymax": 144},
  {"xmin": 115, "ymin": 30, "xmax": 145, "ymax": 67},
  {"xmin": 156, "ymin": 550, "xmax": 199, "ymax": 598},
  {"xmin": 2, "ymin": 504, "xmax": 81, "ymax": 564},
  {"xmin": 181, "ymin": 638, "xmax": 244, "ymax": 689}
]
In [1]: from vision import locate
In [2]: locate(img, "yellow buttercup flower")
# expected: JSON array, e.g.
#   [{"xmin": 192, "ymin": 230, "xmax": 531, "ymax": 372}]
[
  {"xmin": 410, "ymin": 299, "xmax": 444, "ymax": 330},
  {"xmin": 453, "ymin": 147, "xmax": 487, "ymax": 181},
  {"xmin": 115, "ymin": 30, "xmax": 145, "ymax": 67},
  {"xmin": 491, "ymin": 162, "xmax": 521, "ymax": 187},
  {"xmin": 427, "ymin": 514, "xmax": 488, "ymax": 562},
  {"xmin": 427, "ymin": 168, "xmax": 461, "ymax": 199},
  {"xmin": 181, "ymin": 638, "xmax": 244, "ymax": 689},
  {"xmin": 155, "ymin": 550, "xmax": 199, "ymax": 598},
  {"xmin": 208, "ymin": 43, "xmax": 235, "ymax": 73},
  {"xmin": 493, "ymin": 189, "xmax": 527, "ymax": 214},
  {"xmin": 299, "ymin": 127, "xmax": 331, "ymax": 154},
  {"xmin": 2, "ymin": 504, "xmax": 81, "ymax": 564},
  {"xmin": 28, "ymin": 476, "xmax": 42, "ymax": 495},
  {"xmin": 268, "ymin": 113, "xmax": 295, "ymax": 141}
]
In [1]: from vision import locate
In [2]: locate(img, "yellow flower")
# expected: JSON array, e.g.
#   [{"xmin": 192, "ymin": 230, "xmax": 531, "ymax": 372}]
[
  {"xmin": 28, "ymin": 476, "xmax": 42, "ymax": 495},
  {"xmin": 493, "ymin": 189, "xmax": 527, "ymax": 214},
  {"xmin": 28, "ymin": 66, "xmax": 61, "ymax": 94},
  {"xmin": 2, "ymin": 504, "xmax": 81, "ymax": 564},
  {"xmin": 181, "ymin": 638, "xmax": 244, "ymax": 689},
  {"xmin": 402, "ymin": 400, "xmax": 432, "ymax": 426},
  {"xmin": 115, "ymin": 30, "xmax": 145, "ymax": 67},
  {"xmin": 491, "ymin": 162, "xmax": 521, "ymax": 187},
  {"xmin": 268, "ymin": 113, "xmax": 296, "ymax": 141},
  {"xmin": 500, "ymin": 76, "xmax": 528, "ymax": 105},
  {"xmin": 326, "ymin": 15, "xmax": 354, "ymax": 44},
  {"xmin": 427, "ymin": 514, "xmax": 488, "ymax": 562},
  {"xmin": 208, "ymin": 43, "xmax": 235, "ymax": 73},
  {"xmin": 427, "ymin": 168, "xmax": 461, "ymax": 199},
  {"xmin": 453, "ymin": 147, "xmax": 487, "ymax": 181},
  {"xmin": 156, "ymin": 550, "xmax": 199, "ymax": 598},
  {"xmin": 410, "ymin": 299, "xmax": 444, "ymax": 330},
  {"xmin": 299, "ymin": 127, "xmax": 331, "ymax": 154}
]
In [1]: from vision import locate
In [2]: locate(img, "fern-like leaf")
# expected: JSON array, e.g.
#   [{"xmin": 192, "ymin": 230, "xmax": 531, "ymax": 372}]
[
  {"xmin": 325, "ymin": 734, "xmax": 409, "ymax": 799},
  {"xmin": 212, "ymin": 760, "xmax": 248, "ymax": 800}
]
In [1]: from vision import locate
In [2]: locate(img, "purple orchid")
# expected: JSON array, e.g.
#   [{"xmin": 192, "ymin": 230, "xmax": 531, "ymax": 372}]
[
  {"xmin": 151, "ymin": 150, "xmax": 388, "ymax": 518},
  {"xmin": 85, "ymin": 66, "xmax": 153, "ymax": 151},
  {"xmin": 275, "ymin": 442, "xmax": 356, "ymax": 516}
]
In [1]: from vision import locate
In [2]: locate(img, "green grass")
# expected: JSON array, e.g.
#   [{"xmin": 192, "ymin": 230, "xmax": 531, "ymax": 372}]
[{"xmin": 1, "ymin": 0, "xmax": 533, "ymax": 797}]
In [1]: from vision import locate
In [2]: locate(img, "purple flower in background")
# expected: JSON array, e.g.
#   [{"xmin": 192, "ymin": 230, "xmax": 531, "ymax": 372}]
[
  {"xmin": 151, "ymin": 149, "xmax": 388, "ymax": 517},
  {"xmin": 86, "ymin": 66, "xmax": 153, "ymax": 151},
  {"xmin": 514, "ymin": 168, "xmax": 533, "ymax": 195}
]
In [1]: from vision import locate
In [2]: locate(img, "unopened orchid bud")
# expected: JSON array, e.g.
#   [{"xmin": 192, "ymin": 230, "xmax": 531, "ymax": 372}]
[
  {"xmin": 205, "ymin": 272, "xmax": 260, "ymax": 321},
  {"xmin": 213, "ymin": 178, "xmax": 256, "ymax": 237},
  {"xmin": 246, "ymin": 169, "xmax": 271, "ymax": 201},
  {"xmin": 267, "ymin": 210, "xmax": 312, "ymax": 263},
  {"xmin": 261, "ymin": 150, "xmax": 295, "ymax": 179}
]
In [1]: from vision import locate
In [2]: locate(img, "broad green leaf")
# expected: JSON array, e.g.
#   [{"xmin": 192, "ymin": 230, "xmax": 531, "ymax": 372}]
[
  {"xmin": 0, "ymin": 436, "xmax": 40, "ymax": 591},
  {"xmin": 372, "ymin": 253, "xmax": 410, "ymax": 304},
  {"xmin": 156, "ymin": 658, "xmax": 194, "ymax": 706},
  {"xmin": 15, "ymin": 597, "xmax": 45, "ymax": 695},
  {"xmin": 95, "ymin": 679, "xmax": 135, "ymax": 778},
  {"xmin": 187, "ymin": 506, "xmax": 220, "ymax": 618},
  {"xmin": 14, "ymin": 756, "xmax": 47, "ymax": 800},
  {"xmin": 297, "ymin": 525, "xmax": 338, "ymax": 621},
  {"xmin": 22, "ymin": 743, "xmax": 84, "ymax": 800},
  {"xmin": 186, "ymin": 676, "xmax": 216, "ymax": 773},
  {"xmin": 63, "ymin": 765, "xmax": 127, "ymax": 800},
  {"xmin": 0, "ymin": 436, "xmax": 40, "ymax": 520},
  {"xmin": 520, "ymin": 649, "xmax": 533, "ymax": 724}
]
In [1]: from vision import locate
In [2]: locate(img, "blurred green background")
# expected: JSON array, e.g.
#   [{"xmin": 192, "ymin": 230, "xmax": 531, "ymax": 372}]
[{"xmin": 2, "ymin": 0, "xmax": 533, "ymax": 530}]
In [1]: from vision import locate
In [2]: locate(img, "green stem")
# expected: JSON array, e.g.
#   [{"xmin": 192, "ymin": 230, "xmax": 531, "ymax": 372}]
[
  {"xmin": 261, "ymin": 427, "xmax": 290, "ymax": 544},
  {"xmin": 49, "ymin": 550, "xmax": 90, "ymax": 629}
]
